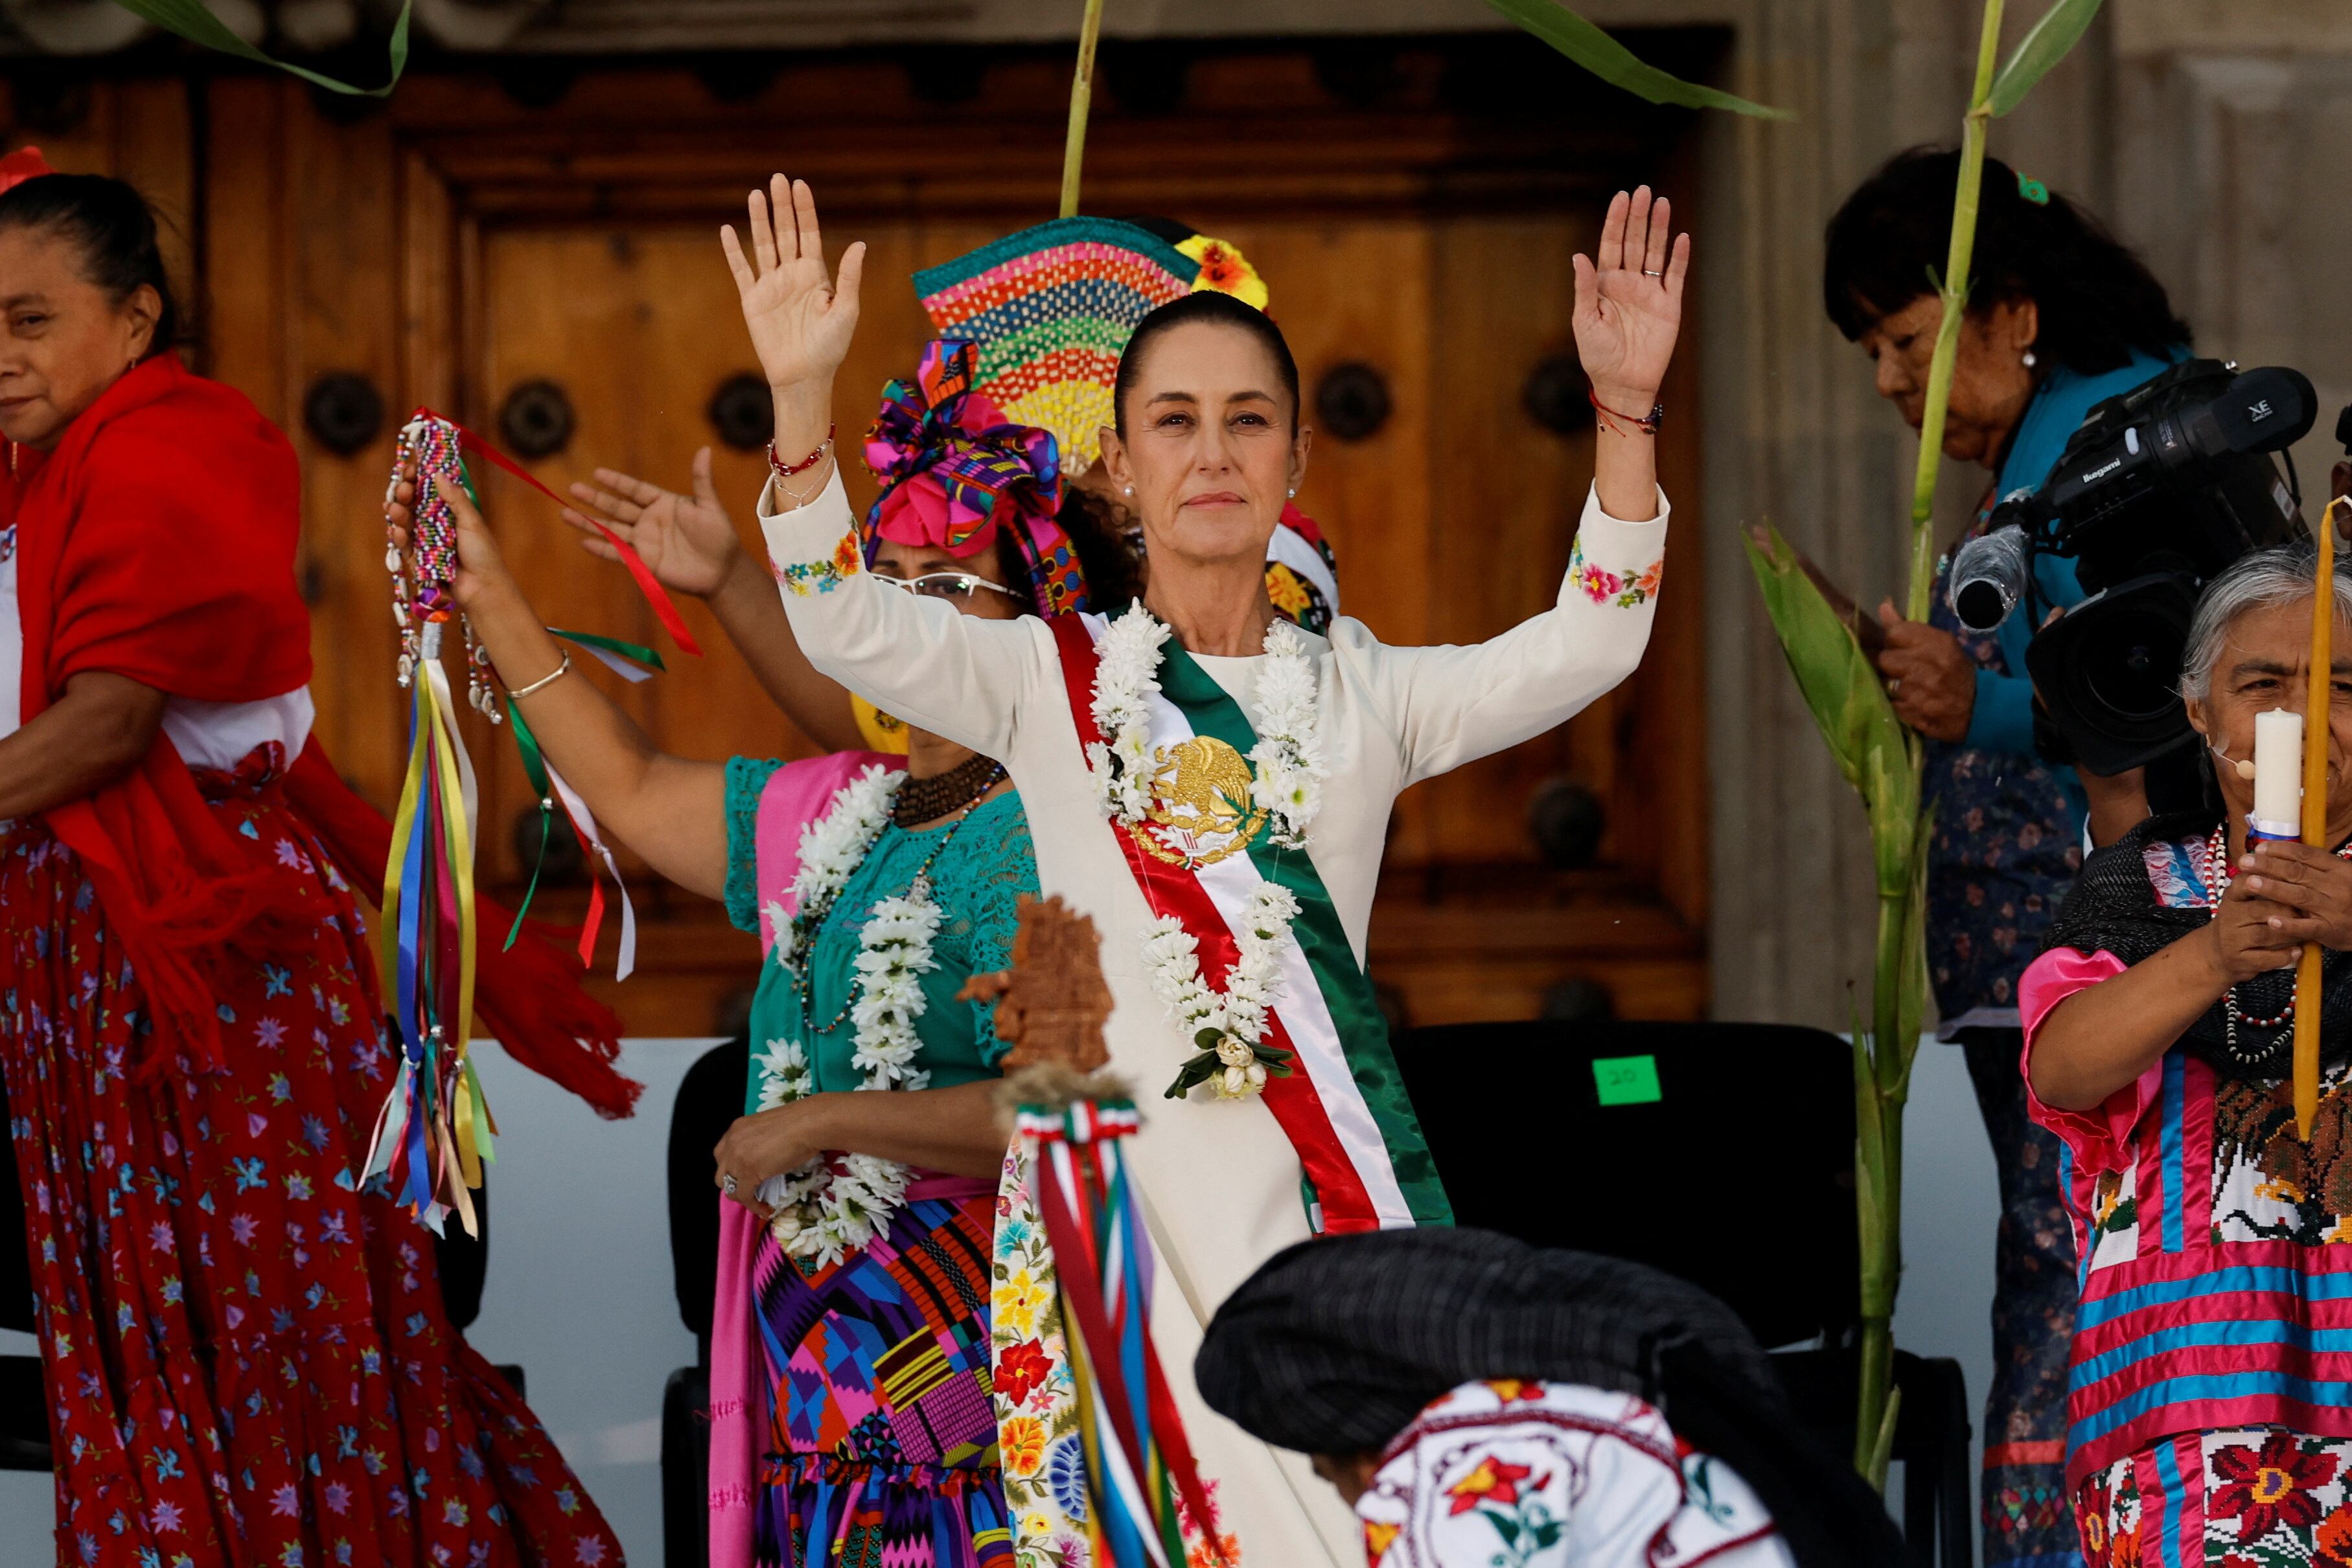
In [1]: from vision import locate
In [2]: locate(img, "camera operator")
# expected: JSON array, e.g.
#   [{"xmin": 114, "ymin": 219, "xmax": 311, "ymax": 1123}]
[{"xmin": 1819, "ymin": 147, "xmax": 2192, "ymax": 1568}]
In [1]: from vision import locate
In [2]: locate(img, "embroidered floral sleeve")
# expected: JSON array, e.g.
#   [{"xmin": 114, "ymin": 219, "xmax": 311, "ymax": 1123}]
[
  {"xmin": 721, "ymin": 755, "xmax": 785, "ymax": 936},
  {"xmin": 1569, "ymin": 533, "xmax": 1666, "ymax": 610},
  {"xmin": 773, "ymin": 529, "xmax": 865, "ymax": 597}
]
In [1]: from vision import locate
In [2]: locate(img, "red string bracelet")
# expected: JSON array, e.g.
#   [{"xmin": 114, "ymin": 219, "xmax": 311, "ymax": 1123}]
[
  {"xmin": 1587, "ymin": 391, "xmax": 1664, "ymax": 437},
  {"xmin": 767, "ymin": 423, "xmax": 836, "ymax": 479}
]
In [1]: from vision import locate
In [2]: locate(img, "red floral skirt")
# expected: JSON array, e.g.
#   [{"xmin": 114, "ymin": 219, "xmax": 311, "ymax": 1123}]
[{"xmin": 0, "ymin": 746, "xmax": 624, "ymax": 1568}]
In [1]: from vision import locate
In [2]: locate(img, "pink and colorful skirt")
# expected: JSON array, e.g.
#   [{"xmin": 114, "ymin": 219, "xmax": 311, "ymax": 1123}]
[{"xmin": 751, "ymin": 1181, "xmax": 1013, "ymax": 1568}]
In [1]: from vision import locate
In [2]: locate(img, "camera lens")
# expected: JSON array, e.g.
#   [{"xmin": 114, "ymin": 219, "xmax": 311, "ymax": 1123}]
[
  {"xmin": 2026, "ymin": 573, "xmax": 2202, "ymax": 775},
  {"xmin": 2079, "ymin": 614, "xmax": 2184, "ymax": 725}
]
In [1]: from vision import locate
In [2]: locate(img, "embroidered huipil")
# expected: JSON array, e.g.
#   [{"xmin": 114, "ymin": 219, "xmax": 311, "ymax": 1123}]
[
  {"xmin": 708, "ymin": 756, "xmax": 1038, "ymax": 1568},
  {"xmin": 759, "ymin": 467, "xmax": 1668, "ymax": 1567},
  {"xmin": 2019, "ymin": 831, "xmax": 2352, "ymax": 1503},
  {"xmin": 1357, "ymin": 1380, "xmax": 1793, "ymax": 1568}
]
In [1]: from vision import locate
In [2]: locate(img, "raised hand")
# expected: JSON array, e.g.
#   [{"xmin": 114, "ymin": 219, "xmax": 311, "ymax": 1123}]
[
  {"xmin": 722, "ymin": 176, "xmax": 865, "ymax": 398},
  {"xmin": 564, "ymin": 446, "xmax": 741, "ymax": 598},
  {"xmin": 1571, "ymin": 185, "xmax": 1690, "ymax": 412}
]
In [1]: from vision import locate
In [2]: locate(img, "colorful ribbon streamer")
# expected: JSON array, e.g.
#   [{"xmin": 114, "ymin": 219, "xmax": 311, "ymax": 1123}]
[
  {"xmin": 367, "ymin": 652, "xmax": 497, "ymax": 1234},
  {"xmin": 1019, "ymin": 1098, "xmax": 1227, "ymax": 1568}
]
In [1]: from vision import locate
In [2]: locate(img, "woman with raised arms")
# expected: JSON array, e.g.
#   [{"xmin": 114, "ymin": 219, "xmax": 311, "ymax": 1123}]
[{"xmin": 731, "ymin": 174, "xmax": 1687, "ymax": 1563}]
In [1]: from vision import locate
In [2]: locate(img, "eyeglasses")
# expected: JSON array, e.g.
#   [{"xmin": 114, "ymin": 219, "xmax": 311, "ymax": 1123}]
[{"xmin": 873, "ymin": 571, "xmax": 1024, "ymax": 603}]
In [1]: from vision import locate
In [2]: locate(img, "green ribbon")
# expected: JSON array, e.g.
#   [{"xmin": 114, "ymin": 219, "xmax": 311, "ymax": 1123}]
[
  {"xmin": 549, "ymin": 628, "xmax": 667, "ymax": 674},
  {"xmin": 502, "ymin": 693, "xmax": 556, "ymax": 951},
  {"xmin": 108, "ymin": 0, "xmax": 412, "ymax": 97}
]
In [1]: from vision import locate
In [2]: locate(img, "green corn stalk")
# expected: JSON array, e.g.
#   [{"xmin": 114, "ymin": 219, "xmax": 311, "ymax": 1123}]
[
  {"xmin": 1059, "ymin": 0, "xmax": 1109, "ymax": 218},
  {"xmin": 1752, "ymin": 0, "xmax": 2105, "ymax": 1486}
]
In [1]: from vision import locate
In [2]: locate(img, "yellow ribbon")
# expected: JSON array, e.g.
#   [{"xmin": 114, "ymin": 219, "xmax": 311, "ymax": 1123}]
[{"xmin": 422, "ymin": 662, "xmax": 485, "ymax": 1193}]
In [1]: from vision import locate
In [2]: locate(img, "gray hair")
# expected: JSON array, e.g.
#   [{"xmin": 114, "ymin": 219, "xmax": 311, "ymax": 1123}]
[{"xmin": 2180, "ymin": 542, "xmax": 2352, "ymax": 702}]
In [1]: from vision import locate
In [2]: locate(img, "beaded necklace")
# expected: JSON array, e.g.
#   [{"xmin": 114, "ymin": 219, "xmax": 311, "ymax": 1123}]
[
  {"xmin": 2197, "ymin": 822, "xmax": 2352, "ymax": 1063},
  {"xmin": 892, "ymin": 751, "xmax": 1005, "ymax": 828}
]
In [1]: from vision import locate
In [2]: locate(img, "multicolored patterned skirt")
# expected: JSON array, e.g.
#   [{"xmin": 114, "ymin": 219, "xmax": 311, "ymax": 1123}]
[
  {"xmin": 0, "ymin": 746, "xmax": 622, "ymax": 1568},
  {"xmin": 753, "ymin": 1181, "xmax": 1014, "ymax": 1568},
  {"xmin": 2076, "ymin": 1427, "xmax": 2352, "ymax": 1567}
]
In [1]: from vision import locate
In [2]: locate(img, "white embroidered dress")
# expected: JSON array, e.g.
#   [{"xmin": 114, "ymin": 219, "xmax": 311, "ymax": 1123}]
[
  {"xmin": 760, "ymin": 468, "xmax": 1669, "ymax": 1565},
  {"xmin": 1359, "ymin": 1381, "xmax": 1796, "ymax": 1568}
]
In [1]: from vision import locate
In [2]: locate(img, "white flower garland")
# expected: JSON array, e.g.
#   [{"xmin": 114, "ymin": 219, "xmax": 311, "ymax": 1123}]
[
  {"xmin": 1085, "ymin": 603, "xmax": 1326, "ymax": 849},
  {"xmin": 751, "ymin": 767, "xmax": 940, "ymax": 1269},
  {"xmin": 1081, "ymin": 606, "xmax": 1328, "ymax": 1100},
  {"xmin": 1243, "ymin": 619, "xmax": 1326, "ymax": 848},
  {"xmin": 1142, "ymin": 884, "xmax": 1301, "ymax": 1099}
]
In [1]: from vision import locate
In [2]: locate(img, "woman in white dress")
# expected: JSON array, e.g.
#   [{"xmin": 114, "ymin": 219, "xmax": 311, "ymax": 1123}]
[{"xmin": 715, "ymin": 174, "xmax": 1688, "ymax": 1565}]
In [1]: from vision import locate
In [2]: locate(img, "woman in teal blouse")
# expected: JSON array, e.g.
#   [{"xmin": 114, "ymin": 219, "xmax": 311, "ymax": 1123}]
[{"xmin": 389, "ymin": 340, "xmax": 1133, "ymax": 1565}]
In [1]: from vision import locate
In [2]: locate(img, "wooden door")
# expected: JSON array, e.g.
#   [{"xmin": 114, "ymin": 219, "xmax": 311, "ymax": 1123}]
[{"xmin": 178, "ymin": 34, "xmax": 1709, "ymax": 1035}]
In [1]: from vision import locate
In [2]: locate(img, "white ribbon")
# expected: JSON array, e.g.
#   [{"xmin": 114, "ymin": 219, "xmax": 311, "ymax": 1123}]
[{"xmin": 544, "ymin": 760, "xmax": 638, "ymax": 982}]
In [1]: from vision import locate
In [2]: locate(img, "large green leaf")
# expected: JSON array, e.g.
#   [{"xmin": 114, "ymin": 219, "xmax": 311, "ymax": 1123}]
[
  {"xmin": 108, "ymin": 0, "xmax": 411, "ymax": 95},
  {"xmin": 1987, "ymin": 0, "xmax": 2104, "ymax": 118},
  {"xmin": 1482, "ymin": 0, "xmax": 1790, "ymax": 119},
  {"xmin": 1744, "ymin": 529, "xmax": 1919, "ymax": 894}
]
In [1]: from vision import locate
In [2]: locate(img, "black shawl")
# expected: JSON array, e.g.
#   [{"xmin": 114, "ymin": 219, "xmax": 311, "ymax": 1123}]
[
  {"xmin": 2040, "ymin": 810, "xmax": 2352, "ymax": 1078},
  {"xmin": 1193, "ymin": 1227, "xmax": 1915, "ymax": 1568}
]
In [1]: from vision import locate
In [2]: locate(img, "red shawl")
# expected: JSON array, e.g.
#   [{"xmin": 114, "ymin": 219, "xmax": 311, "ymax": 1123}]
[{"xmin": 8, "ymin": 356, "xmax": 638, "ymax": 1116}]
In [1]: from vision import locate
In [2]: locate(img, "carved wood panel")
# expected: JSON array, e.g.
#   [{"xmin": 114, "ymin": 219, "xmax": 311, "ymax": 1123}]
[{"xmin": 154, "ymin": 36, "xmax": 1709, "ymax": 1033}]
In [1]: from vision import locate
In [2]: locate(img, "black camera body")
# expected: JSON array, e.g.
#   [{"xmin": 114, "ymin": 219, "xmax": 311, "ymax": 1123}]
[{"xmin": 1946, "ymin": 358, "xmax": 2313, "ymax": 775}]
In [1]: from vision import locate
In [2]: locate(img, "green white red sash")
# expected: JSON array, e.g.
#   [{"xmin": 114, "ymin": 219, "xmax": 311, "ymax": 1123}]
[{"xmin": 1049, "ymin": 612, "xmax": 1451, "ymax": 1234}]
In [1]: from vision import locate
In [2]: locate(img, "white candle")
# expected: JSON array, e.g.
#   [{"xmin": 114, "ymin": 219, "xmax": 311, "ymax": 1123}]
[{"xmin": 2253, "ymin": 708, "xmax": 2304, "ymax": 830}]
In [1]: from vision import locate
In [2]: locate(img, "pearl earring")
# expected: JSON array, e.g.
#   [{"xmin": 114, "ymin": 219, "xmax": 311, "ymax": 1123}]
[
  {"xmin": 2022, "ymin": 350, "xmax": 2038, "ymax": 369},
  {"xmin": 1122, "ymin": 485, "xmax": 1133, "ymax": 496},
  {"xmin": 1287, "ymin": 487, "xmax": 1296, "ymax": 498}
]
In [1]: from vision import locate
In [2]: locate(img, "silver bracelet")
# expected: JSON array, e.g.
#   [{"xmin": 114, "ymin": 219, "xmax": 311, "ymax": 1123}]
[{"xmin": 505, "ymin": 650, "xmax": 572, "ymax": 701}]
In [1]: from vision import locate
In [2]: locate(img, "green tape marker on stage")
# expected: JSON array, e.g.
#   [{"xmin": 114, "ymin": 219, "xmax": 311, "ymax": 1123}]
[{"xmin": 1591, "ymin": 1054, "xmax": 1662, "ymax": 1106}]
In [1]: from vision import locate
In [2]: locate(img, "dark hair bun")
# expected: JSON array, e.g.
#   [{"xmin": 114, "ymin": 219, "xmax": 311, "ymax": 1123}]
[
  {"xmin": 1113, "ymin": 290, "xmax": 1300, "ymax": 437},
  {"xmin": 0, "ymin": 172, "xmax": 181, "ymax": 358},
  {"xmin": 1823, "ymin": 146, "xmax": 2189, "ymax": 376}
]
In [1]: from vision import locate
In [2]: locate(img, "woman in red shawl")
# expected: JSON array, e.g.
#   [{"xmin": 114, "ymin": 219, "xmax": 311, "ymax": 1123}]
[{"xmin": 0, "ymin": 165, "xmax": 630, "ymax": 1567}]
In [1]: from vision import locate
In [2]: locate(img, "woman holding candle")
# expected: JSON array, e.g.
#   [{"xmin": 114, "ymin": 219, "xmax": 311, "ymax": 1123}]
[
  {"xmin": 732, "ymin": 174, "xmax": 1683, "ymax": 1562},
  {"xmin": 2022, "ymin": 543, "xmax": 2352, "ymax": 1566},
  {"xmin": 1818, "ymin": 148, "xmax": 2195, "ymax": 1568}
]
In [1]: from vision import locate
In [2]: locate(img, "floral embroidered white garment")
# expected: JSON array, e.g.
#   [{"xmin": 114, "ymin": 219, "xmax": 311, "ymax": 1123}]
[{"xmin": 1358, "ymin": 1380, "xmax": 1795, "ymax": 1568}]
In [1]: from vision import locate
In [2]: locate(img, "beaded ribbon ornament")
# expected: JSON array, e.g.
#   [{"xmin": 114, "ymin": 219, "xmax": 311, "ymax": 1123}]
[{"xmin": 365, "ymin": 415, "xmax": 498, "ymax": 1237}]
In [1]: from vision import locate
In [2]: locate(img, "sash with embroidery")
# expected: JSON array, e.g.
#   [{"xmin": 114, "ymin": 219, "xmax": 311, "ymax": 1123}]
[{"xmin": 1048, "ymin": 612, "xmax": 1450, "ymax": 1234}]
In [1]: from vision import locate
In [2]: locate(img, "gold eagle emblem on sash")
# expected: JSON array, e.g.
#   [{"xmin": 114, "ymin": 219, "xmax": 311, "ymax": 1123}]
[{"xmin": 1139, "ymin": 736, "xmax": 1268, "ymax": 868}]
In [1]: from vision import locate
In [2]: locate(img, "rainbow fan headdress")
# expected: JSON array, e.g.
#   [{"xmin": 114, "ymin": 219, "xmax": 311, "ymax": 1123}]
[{"xmin": 915, "ymin": 216, "xmax": 1199, "ymax": 475}]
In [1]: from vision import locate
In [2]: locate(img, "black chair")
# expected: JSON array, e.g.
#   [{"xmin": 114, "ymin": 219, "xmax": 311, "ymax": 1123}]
[
  {"xmin": 1392, "ymin": 1019, "xmax": 1970, "ymax": 1567},
  {"xmin": 662, "ymin": 1034, "xmax": 751, "ymax": 1568}
]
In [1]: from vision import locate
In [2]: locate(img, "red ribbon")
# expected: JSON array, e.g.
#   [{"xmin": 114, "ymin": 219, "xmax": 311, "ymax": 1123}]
[{"xmin": 411, "ymin": 406, "xmax": 704, "ymax": 658}]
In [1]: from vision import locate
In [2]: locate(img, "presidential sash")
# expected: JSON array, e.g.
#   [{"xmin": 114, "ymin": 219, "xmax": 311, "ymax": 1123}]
[{"xmin": 1049, "ymin": 612, "xmax": 1451, "ymax": 1234}]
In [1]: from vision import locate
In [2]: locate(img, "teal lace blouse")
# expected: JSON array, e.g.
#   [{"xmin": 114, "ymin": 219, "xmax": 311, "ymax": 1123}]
[{"xmin": 723, "ymin": 756, "xmax": 1037, "ymax": 1111}]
